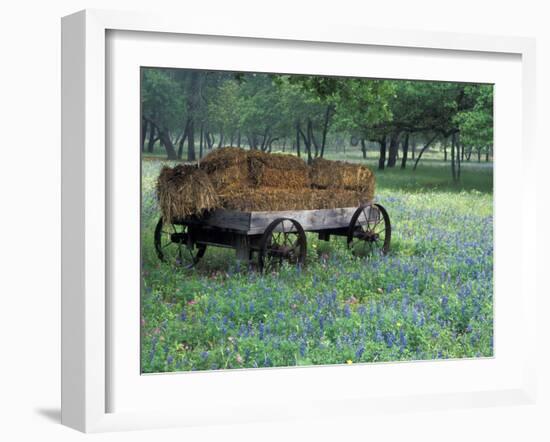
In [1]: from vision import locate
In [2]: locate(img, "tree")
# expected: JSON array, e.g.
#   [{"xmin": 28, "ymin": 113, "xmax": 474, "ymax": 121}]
[
  {"xmin": 141, "ymin": 69, "xmax": 185, "ymax": 160},
  {"xmin": 207, "ymin": 79, "xmax": 241, "ymax": 148},
  {"xmin": 453, "ymin": 85, "xmax": 493, "ymax": 163},
  {"xmin": 331, "ymin": 79, "xmax": 395, "ymax": 169}
]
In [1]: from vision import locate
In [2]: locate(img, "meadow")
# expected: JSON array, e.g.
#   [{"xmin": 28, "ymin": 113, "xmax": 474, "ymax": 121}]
[{"xmin": 140, "ymin": 154, "xmax": 493, "ymax": 373}]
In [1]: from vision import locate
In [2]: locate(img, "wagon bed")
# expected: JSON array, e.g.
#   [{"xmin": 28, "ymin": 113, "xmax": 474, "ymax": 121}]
[
  {"xmin": 154, "ymin": 203, "xmax": 391, "ymax": 271},
  {"xmin": 188, "ymin": 206, "xmax": 367, "ymax": 234}
]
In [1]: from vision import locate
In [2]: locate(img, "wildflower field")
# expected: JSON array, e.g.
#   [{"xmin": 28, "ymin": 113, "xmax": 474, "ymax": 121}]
[{"xmin": 141, "ymin": 159, "xmax": 493, "ymax": 373}]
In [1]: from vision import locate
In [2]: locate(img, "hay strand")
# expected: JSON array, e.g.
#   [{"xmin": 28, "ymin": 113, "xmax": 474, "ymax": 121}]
[{"xmin": 156, "ymin": 164, "xmax": 219, "ymax": 222}]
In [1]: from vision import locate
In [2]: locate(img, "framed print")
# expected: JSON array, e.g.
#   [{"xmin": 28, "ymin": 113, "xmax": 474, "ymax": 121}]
[{"xmin": 61, "ymin": 9, "xmax": 537, "ymax": 433}]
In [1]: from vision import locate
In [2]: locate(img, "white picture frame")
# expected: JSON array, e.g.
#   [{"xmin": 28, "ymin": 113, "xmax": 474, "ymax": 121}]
[{"xmin": 61, "ymin": 9, "xmax": 537, "ymax": 433}]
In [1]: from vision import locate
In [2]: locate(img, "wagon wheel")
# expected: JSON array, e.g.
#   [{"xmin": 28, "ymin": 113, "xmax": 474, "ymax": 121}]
[
  {"xmin": 347, "ymin": 204, "xmax": 391, "ymax": 257},
  {"xmin": 259, "ymin": 218, "xmax": 307, "ymax": 273},
  {"xmin": 154, "ymin": 217, "xmax": 206, "ymax": 268}
]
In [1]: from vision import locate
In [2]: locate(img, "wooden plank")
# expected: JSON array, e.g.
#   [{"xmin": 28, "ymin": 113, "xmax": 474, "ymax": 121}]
[
  {"xmin": 195, "ymin": 205, "xmax": 373, "ymax": 235},
  {"xmin": 198, "ymin": 210, "xmax": 252, "ymax": 232},
  {"xmin": 249, "ymin": 207, "xmax": 359, "ymax": 234}
]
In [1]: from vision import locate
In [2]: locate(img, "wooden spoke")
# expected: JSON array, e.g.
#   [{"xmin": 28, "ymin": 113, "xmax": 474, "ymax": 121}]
[
  {"xmin": 347, "ymin": 204, "xmax": 391, "ymax": 258},
  {"xmin": 154, "ymin": 217, "xmax": 206, "ymax": 268},
  {"xmin": 259, "ymin": 218, "xmax": 307, "ymax": 272}
]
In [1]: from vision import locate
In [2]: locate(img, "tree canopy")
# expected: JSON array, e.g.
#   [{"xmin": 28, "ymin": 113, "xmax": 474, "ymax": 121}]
[{"xmin": 141, "ymin": 68, "xmax": 493, "ymax": 181}]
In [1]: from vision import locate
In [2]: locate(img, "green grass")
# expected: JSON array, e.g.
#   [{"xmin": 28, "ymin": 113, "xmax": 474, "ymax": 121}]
[{"xmin": 140, "ymin": 154, "xmax": 493, "ymax": 373}]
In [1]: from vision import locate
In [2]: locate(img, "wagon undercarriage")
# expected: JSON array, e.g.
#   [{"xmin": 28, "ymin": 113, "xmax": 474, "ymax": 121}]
[{"xmin": 154, "ymin": 203, "xmax": 391, "ymax": 272}]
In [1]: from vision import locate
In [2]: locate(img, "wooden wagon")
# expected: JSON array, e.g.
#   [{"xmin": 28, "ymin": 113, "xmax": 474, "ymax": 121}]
[{"xmin": 154, "ymin": 203, "xmax": 391, "ymax": 272}]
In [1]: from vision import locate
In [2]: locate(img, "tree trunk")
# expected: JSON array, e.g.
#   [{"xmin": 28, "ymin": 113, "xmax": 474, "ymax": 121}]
[
  {"xmin": 411, "ymin": 137, "xmax": 416, "ymax": 160},
  {"xmin": 295, "ymin": 123, "xmax": 301, "ymax": 158},
  {"xmin": 205, "ymin": 132, "xmax": 214, "ymax": 150},
  {"xmin": 147, "ymin": 125, "xmax": 157, "ymax": 153},
  {"xmin": 141, "ymin": 119, "xmax": 148, "ymax": 152},
  {"xmin": 298, "ymin": 123, "xmax": 312, "ymax": 164},
  {"xmin": 450, "ymin": 132, "xmax": 457, "ymax": 182},
  {"xmin": 260, "ymin": 126, "xmax": 270, "ymax": 151},
  {"xmin": 177, "ymin": 118, "xmax": 191, "ymax": 159},
  {"xmin": 443, "ymin": 141, "xmax": 447, "ymax": 161},
  {"xmin": 159, "ymin": 130, "xmax": 178, "ymax": 160},
  {"xmin": 320, "ymin": 105, "xmax": 333, "ymax": 158},
  {"xmin": 186, "ymin": 72, "xmax": 200, "ymax": 162},
  {"xmin": 413, "ymin": 134, "xmax": 439, "ymax": 170},
  {"xmin": 361, "ymin": 138, "xmax": 367, "ymax": 159},
  {"xmin": 401, "ymin": 133, "xmax": 410, "ymax": 169},
  {"xmin": 247, "ymin": 134, "xmax": 257, "ymax": 150},
  {"xmin": 378, "ymin": 137, "xmax": 387, "ymax": 170},
  {"xmin": 477, "ymin": 147, "xmax": 482, "ymax": 162},
  {"xmin": 217, "ymin": 129, "xmax": 224, "ymax": 149},
  {"xmin": 199, "ymin": 123, "xmax": 204, "ymax": 159},
  {"xmin": 456, "ymin": 133, "xmax": 461, "ymax": 181},
  {"xmin": 237, "ymin": 129, "xmax": 241, "ymax": 148},
  {"xmin": 187, "ymin": 119, "xmax": 196, "ymax": 161},
  {"xmin": 387, "ymin": 131, "xmax": 400, "ymax": 168},
  {"xmin": 307, "ymin": 119, "xmax": 320, "ymax": 158}
]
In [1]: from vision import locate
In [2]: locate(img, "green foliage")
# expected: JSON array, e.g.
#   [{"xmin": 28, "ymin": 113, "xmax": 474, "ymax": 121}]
[
  {"xmin": 387, "ymin": 80, "xmax": 464, "ymax": 134},
  {"xmin": 207, "ymin": 79, "xmax": 241, "ymax": 136},
  {"xmin": 453, "ymin": 85, "xmax": 493, "ymax": 150},
  {"xmin": 332, "ymin": 79, "xmax": 395, "ymax": 135},
  {"xmin": 141, "ymin": 69, "xmax": 185, "ymax": 131}
]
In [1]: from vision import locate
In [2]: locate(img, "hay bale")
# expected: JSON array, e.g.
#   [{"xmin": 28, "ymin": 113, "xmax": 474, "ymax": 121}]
[
  {"xmin": 200, "ymin": 147, "xmax": 250, "ymax": 192},
  {"xmin": 200, "ymin": 147, "xmax": 310, "ymax": 190},
  {"xmin": 247, "ymin": 150, "xmax": 310, "ymax": 188},
  {"xmin": 219, "ymin": 188, "xmax": 369, "ymax": 212},
  {"xmin": 156, "ymin": 164, "xmax": 219, "ymax": 221},
  {"xmin": 310, "ymin": 158, "xmax": 375, "ymax": 201}
]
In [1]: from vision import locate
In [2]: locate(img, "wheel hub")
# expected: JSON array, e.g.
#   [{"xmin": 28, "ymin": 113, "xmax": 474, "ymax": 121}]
[
  {"xmin": 268, "ymin": 245, "xmax": 294, "ymax": 257},
  {"xmin": 170, "ymin": 232, "xmax": 188, "ymax": 243}
]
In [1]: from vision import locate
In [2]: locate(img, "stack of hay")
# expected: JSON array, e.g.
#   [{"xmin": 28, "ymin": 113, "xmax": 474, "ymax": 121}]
[
  {"xmin": 156, "ymin": 147, "xmax": 375, "ymax": 219},
  {"xmin": 156, "ymin": 164, "xmax": 219, "ymax": 222},
  {"xmin": 309, "ymin": 157, "xmax": 375, "ymax": 201}
]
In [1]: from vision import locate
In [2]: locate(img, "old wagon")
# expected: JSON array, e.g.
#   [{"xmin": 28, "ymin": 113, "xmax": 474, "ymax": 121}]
[{"xmin": 154, "ymin": 203, "xmax": 391, "ymax": 272}]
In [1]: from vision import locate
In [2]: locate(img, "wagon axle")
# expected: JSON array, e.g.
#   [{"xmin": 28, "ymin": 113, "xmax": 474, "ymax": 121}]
[{"xmin": 352, "ymin": 230, "xmax": 380, "ymax": 242}]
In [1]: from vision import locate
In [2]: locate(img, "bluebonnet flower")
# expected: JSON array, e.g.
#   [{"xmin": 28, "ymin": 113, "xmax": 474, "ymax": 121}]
[
  {"xmin": 344, "ymin": 304, "xmax": 351, "ymax": 318},
  {"xmin": 385, "ymin": 332, "xmax": 395, "ymax": 348},
  {"xmin": 148, "ymin": 336, "xmax": 158, "ymax": 364},
  {"xmin": 300, "ymin": 341, "xmax": 307, "ymax": 357}
]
